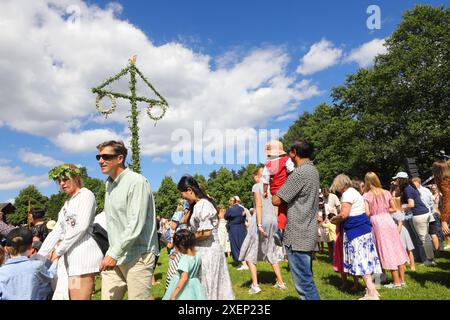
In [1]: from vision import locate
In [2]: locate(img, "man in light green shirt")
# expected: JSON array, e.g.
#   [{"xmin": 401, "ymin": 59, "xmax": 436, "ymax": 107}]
[{"xmin": 97, "ymin": 140, "xmax": 159, "ymax": 300}]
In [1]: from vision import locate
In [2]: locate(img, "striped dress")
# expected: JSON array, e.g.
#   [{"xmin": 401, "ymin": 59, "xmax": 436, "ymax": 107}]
[{"xmin": 39, "ymin": 188, "xmax": 103, "ymax": 276}]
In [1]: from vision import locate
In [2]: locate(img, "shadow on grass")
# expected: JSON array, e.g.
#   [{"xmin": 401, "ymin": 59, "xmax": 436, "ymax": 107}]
[
  {"xmin": 314, "ymin": 254, "xmax": 333, "ymax": 264},
  {"xmin": 322, "ymin": 274, "xmax": 363, "ymax": 295},
  {"xmin": 154, "ymin": 272, "xmax": 163, "ymax": 282},
  {"xmin": 240, "ymin": 271, "xmax": 281, "ymax": 288},
  {"xmin": 407, "ymin": 270, "xmax": 450, "ymax": 288},
  {"xmin": 230, "ymin": 260, "xmax": 241, "ymax": 268}
]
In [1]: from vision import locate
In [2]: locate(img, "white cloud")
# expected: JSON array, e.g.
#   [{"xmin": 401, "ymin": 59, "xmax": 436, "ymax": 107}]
[
  {"xmin": 151, "ymin": 157, "xmax": 167, "ymax": 163},
  {"xmin": 19, "ymin": 149, "xmax": 63, "ymax": 168},
  {"xmin": 0, "ymin": 0, "xmax": 321, "ymax": 158},
  {"xmin": 296, "ymin": 39, "xmax": 342, "ymax": 75},
  {"xmin": 53, "ymin": 129, "xmax": 124, "ymax": 153},
  {"xmin": 345, "ymin": 38, "xmax": 387, "ymax": 68},
  {"xmin": 0, "ymin": 159, "xmax": 11, "ymax": 165},
  {"xmin": 275, "ymin": 113, "xmax": 298, "ymax": 122},
  {"xmin": 0, "ymin": 165, "xmax": 51, "ymax": 191}
]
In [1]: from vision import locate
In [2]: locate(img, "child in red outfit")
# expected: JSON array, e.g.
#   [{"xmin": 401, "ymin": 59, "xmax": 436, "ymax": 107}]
[{"xmin": 261, "ymin": 140, "xmax": 295, "ymax": 232}]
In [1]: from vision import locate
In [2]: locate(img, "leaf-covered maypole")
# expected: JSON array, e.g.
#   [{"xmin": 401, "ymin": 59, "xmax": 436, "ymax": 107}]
[{"xmin": 92, "ymin": 56, "xmax": 168, "ymax": 173}]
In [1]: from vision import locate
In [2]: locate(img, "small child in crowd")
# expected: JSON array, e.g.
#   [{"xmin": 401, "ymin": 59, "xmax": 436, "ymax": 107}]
[
  {"xmin": 163, "ymin": 229, "xmax": 205, "ymax": 300},
  {"xmin": 321, "ymin": 213, "xmax": 337, "ymax": 258},
  {"xmin": 0, "ymin": 227, "xmax": 57, "ymax": 300},
  {"xmin": 261, "ymin": 140, "xmax": 295, "ymax": 242}
]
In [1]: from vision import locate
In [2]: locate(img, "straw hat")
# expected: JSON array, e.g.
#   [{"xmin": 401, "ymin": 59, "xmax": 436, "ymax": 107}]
[{"xmin": 265, "ymin": 140, "xmax": 287, "ymax": 157}]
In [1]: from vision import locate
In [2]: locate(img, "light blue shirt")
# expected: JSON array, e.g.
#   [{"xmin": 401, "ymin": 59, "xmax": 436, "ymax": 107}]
[
  {"xmin": 104, "ymin": 168, "xmax": 159, "ymax": 264},
  {"xmin": 0, "ymin": 255, "xmax": 57, "ymax": 300}
]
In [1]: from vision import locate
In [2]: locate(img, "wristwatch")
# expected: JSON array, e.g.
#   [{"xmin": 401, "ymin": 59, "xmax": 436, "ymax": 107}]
[{"xmin": 257, "ymin": 224, "xmax": 263, "ymax": 227}]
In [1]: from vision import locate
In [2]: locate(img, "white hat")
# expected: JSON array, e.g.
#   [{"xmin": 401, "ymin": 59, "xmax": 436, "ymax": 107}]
[
  {"xmin": 46, "ymin": 220, "xmax": 56, "ymax": 230},
  {"xmin": 392, "ymin": 172, "xmax": 408, "ymax": 179},
  {"xmin": 233, "ymin": 196, "xmax": 240, "ymax": 202}
]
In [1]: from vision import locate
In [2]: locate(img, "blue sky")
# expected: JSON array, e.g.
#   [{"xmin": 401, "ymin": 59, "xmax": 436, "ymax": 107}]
[{"xmin": 0, "ymin": 0, "xmax": 446, "ymax": 202}]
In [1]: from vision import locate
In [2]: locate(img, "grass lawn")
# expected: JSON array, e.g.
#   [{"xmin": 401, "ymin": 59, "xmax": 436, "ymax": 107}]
[{"xmin": 93, "ymin": 245, "xmax": 450, "ymax": 300}]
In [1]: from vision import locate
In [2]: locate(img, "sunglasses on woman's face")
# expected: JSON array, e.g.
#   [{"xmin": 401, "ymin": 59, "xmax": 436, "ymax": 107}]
[{"xmin": 96, "ymin": 154, "xmax": 119, "ymax": 161}]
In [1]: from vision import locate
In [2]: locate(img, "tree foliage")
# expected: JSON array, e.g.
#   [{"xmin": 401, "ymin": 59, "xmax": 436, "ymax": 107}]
[
  {"xmin": 284, "ymin": 5, "xmax": 450, "ymax": 186},
  {"xmin": 9, "ymin": 185, "xmax": 48, "ymax": 226},
  {"xmin": 154, "ymin": 164, "xmax": 261, "ymax": 217},
  {"xmin": 154, "ymin": 176, "xmax": 181, "ymax": 218},
  {"xmin": 46, "ymin": 192, "xmax": 68, "ymax": 221}
]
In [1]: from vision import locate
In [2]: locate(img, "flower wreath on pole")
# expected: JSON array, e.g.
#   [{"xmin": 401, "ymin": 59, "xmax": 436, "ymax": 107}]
[
  {"xmin": 96, "ymin": 93, "xmax": 117, "ymax": 117},
  {"xmin": 91, "ymin": 55, "xmax": 169, "ymax": 173}
]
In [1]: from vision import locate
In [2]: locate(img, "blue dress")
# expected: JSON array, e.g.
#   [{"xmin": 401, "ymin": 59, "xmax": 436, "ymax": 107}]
[
  {"xmin": 163, "ymin": 253, "xmax": 205, "ymax": 300},
  {"xmin": 225, "ymin": 204, "xmax": 248, "ymax": 262}
]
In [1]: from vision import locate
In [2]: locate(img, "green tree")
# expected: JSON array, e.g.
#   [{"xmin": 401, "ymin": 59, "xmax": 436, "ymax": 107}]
[
  {"xmin": 207, "ymin": 167, "xmax": 238, "ymax": 207},
  {"xmin": 235, "ymin": 164, "xmax": 260, "ymax": 209},
  {"xmin": 154, "ymin": 176, "xmax": 180, "ymax": 218},
  {"xmin": 284, "ymin": 5, "xmax": 450, "ymax": 186},
  {"xmin": 283, "ymin": 103, "xmax": 360, "ymax": 186},
  {"xmin": 332, "ymin": 5, "xmax": 449, "ymax": 182},
  {"xmin": 192, "ymin": 174, "xmax": 207, "ymax": 191},
  {"xmin": 83, "ymin": 175, "xmax": 106, "ymax": 214},
  {"xmin": 9, "ymin": 185, "xmax": 48, "ymax": 226}
]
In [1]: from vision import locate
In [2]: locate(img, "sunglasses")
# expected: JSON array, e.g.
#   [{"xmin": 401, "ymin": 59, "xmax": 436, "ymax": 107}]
[{"xmin": 96, "ymin": 154, "xmax": 119, "ymax": 161}]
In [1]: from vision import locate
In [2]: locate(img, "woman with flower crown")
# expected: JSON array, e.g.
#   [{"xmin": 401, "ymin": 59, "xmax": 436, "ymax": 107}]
[{"xmin": 38, "ymin": 163, "xmax": 103, "ymax": 300}]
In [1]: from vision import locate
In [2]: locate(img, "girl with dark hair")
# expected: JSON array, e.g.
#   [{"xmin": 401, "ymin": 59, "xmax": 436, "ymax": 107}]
[
  {"xmin": 177, "ymin": 176, "xmax": 234, "ymax": 300},
  {"xmin": 163, "ymin": 229, "xmax": 205, "ymax": 300}
]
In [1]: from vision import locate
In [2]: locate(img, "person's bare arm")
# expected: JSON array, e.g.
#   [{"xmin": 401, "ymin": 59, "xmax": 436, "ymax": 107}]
[
  {"xmin": 170, "ymin": 271, "xmax": 189, "ymax": 300},
  {"xmin": 330, "ymin": 203, "xmax": 351, "ymax": 224},
  {"xmin": 272, "ymin": 194, "xmax": 283, "ymax": 207},
  {"xmin": 254, "ymin": 191, "xmax": 268, "ymax": 237},
  {"xmin": 195, "ymin": 229, "xmax": 212, "ymax": 241}
]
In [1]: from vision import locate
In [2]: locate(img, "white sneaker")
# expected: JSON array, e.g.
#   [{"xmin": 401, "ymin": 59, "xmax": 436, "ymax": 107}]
[
  {"xmin": 237, "ymin": 265, "xmax": 249, "ymax": 270},
  {"xmin": 273, "ymin": 282, "xmax": 287, "ymax": 290},
  {"xmin": 423, "ymin": 260, "xmax": 437, "ymax": 267},
  {"xmin": 248, "ymin": 284, "xmax": 261, "ymax": 294},
  {"xmin": 384, "ymin": 282, "xmax": 402, "ymax": 289}
]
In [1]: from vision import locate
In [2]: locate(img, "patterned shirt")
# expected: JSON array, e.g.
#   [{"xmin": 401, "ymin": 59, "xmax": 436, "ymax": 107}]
[
  {"xmin": 105, "ymin": 168, "xmax": 159, "ymax": 265},
  {"xmin": 276, "ymin": 159, "xmax": 320, "ymax": 252},
  {"xmin": 0, "ymin": 220, "xmax": 14, "ymax": 237}
]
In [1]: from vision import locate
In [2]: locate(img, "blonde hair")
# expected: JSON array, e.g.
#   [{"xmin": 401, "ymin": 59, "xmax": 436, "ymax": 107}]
[
  {"xmin": 61, "ymin": 163, "xmax": 84, "ymax": 188},
  {"xmin": 364, "ymin": 172, "xmax": 383, "ymax": 197},
  {"xmin": 330, "ymin": 174, "xmax": 352, "ymax": 194}
]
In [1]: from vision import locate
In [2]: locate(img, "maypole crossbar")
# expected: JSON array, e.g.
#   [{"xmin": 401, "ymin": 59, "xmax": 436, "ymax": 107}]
[{"xmin": 92, "ymin": 56, "xmax": 168, "ymax": 173}]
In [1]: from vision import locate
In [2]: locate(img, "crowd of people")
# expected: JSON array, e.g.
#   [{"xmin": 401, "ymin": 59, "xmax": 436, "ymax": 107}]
[{"xmin": 0, "ymin": 139, "xmax": 448, "ymax": 300}]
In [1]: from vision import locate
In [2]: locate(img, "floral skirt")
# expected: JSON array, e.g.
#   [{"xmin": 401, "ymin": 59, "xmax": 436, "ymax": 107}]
[{"xmin": 343, "ymin": 232, "xmax": 382, "ymax": 276}]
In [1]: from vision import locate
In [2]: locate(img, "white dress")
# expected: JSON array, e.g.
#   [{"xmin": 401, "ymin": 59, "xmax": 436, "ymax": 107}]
[
  {"xmin": 190, "ymin": 199, "xmax": 234, "ymax": 300},
  {"xmin": 39, "ymin": 188, "xmax": 103, "ymax": 277}
]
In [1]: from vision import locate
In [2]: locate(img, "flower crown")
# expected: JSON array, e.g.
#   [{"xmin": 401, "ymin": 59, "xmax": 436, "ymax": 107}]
[{"xmin": 48, "ymin": 164, "xmax": 83, "ymax": 180}]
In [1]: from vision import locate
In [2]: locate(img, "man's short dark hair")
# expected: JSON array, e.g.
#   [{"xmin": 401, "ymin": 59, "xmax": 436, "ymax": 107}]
[
  {"xmin": 6, "ymin": 227, "xmax": 33, "ymax": 254},
  {"xmin": 96, "ymin": 140, "xmax": 128, "ymax": 166},
  {"xmin": 290, "ymin": 140, "xmax": 314, "ymax": 159},
  {"xmin": 31, "ymin": 208, "xmax": 45, "ymax": 220}
]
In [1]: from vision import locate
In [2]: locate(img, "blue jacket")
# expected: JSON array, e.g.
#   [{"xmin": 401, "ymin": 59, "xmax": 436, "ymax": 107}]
[
  {"xmin": 342, "ymin": 214, "xmax": 372, "ymax": 242},
  {"xmin": 0, "ymin": 255, "xmax": 56, "ymax": 300}
]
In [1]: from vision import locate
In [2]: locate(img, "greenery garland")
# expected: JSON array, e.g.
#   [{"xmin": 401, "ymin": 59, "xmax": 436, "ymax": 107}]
[
  {"xmin": 95, "ymin": 93, "xmax": 116, "ymax": 117},
  {"xmin": 91, "ymin": 56, "xmax": 169, "ymax": 173},
  {"xmin": 48, "ymin": 164, "xmax": 83, "ymax": 180}
]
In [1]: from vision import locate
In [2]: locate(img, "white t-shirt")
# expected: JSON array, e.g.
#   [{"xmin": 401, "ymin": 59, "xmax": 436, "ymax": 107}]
[{"xmin": 341, "ymin": 187, "xmax": 365, "ymax": 216}]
